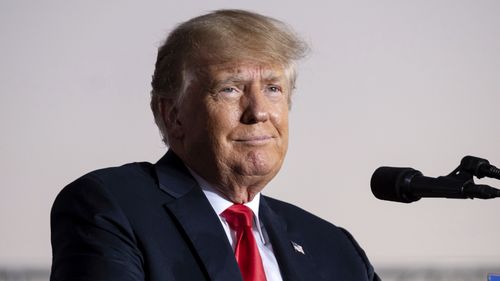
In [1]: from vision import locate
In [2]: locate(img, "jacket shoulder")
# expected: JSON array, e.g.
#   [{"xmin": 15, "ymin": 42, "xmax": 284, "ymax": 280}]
[
  {"xmin": 52, "ymin": 161, "xmax": 159, "ymax": 221},
  {"xmin": 60, "ymin": 161, "xmax": 155, "ymax": 195},
  {"xmin": 50, "ymin": 162, "xmax": 153, "ymax": 280},
  {"xmin": 87, "ymin": 161, "xmax": 155, "ymax": 185}
]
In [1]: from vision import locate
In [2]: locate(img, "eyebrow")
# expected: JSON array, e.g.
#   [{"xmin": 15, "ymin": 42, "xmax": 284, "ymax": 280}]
[{"xmin": 212, "ymin": 73, "xmax": 284, "ymax": 86}]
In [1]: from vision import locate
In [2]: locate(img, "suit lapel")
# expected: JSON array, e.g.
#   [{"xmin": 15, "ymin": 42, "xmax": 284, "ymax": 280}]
[
  {"xmin": 260, "ymin": 197, "xmax": 325, "ymax": 281},
  {"xmin": 165, "ymin": 188, "xmax": 243, "ymax": 281},
  {"xmin": 154, "ymin": 151, "xmax": 242, "ymax": 281}
]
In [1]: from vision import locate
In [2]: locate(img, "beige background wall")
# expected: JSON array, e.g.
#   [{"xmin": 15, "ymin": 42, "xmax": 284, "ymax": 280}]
[{"xmin": 1, "ymin": 0, "xmax": 499, "ymax": 270}]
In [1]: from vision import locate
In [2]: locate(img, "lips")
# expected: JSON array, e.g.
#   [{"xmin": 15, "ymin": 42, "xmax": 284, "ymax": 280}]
[{"xmin": 234, "ymin": 135, "xmax": 274, "ymax": 145}]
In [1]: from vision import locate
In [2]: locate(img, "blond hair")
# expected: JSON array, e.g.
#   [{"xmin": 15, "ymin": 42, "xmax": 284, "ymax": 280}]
[{"xmin": 151, "ymin": 9, "xmax": 308, "ymax": 145}]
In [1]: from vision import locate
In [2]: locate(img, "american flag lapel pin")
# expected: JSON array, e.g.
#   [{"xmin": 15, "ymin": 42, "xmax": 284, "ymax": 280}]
[{"xmin": 291, "ymin": 241, "xmax": 305, "ymax": 255}]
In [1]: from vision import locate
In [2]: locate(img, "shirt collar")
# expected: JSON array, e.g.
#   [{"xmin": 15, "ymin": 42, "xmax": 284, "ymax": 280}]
[{"xmin": 186, "ymin": 167, "xmax": 265, "ymax": 242}]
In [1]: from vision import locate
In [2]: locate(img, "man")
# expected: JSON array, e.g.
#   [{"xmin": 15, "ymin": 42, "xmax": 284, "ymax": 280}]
[{"xmin": 50, "ymin": 9, "xmax": 380, "ymax": 281}]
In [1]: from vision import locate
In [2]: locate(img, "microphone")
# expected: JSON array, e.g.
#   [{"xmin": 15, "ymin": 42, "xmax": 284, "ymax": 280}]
[{"xmin": 371, "ymin": 166, "xmax": 500, "ymax": 203}]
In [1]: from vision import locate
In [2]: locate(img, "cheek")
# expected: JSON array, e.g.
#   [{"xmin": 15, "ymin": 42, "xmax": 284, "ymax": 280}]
[
  {"xmin": 273, "ymin": 104, "xmax": 289, "ymax": 131},
  {"xmin": 204, "ymin": 102, "xmax": 242, "ymax": 141},
  {"xmin": 208, "ymin": 100, "xmax": 241, "ymax": 125}
]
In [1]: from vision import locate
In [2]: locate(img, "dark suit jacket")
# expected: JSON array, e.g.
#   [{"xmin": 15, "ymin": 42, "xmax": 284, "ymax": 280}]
[{"xmin": 50, "ymin": 150, "xmax": 380, "ymax": 281}]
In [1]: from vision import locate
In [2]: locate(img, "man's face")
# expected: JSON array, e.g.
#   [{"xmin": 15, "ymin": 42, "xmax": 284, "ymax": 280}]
[{"xmin": 170, "ymin": 61, "xmax": 290, "ymax": 199}]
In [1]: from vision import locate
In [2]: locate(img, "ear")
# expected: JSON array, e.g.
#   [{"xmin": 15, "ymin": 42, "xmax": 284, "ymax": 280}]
[{"xmin": 159, "ymin": 99, "xmax": 184, "ymax": 140}]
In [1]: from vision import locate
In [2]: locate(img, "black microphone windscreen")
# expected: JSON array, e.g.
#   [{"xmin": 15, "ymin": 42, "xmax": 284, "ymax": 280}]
[{"xmin": 371, "ymin": 167, "xmax": 422, "ymax": 203}]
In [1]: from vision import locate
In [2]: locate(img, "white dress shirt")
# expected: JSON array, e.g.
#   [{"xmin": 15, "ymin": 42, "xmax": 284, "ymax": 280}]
[{"xmin": 187, "ymin": 168, "xmax": 283, "ymax": 281}]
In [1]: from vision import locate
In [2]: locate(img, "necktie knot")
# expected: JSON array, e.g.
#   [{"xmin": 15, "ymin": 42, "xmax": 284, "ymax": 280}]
[{"xmin": 221, "ymin": 204, "xmax": 254, "ymax": 230}]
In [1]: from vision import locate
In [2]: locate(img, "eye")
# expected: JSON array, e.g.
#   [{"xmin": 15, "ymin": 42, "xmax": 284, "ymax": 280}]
[
  {"xmin": 268, "ymin": 86, "xmax": 281, "ymax": 92},
  {"xmin": 265, "ymin": 85, "xmax": 283, "ymax": 96},
  {"xmin": 215, "ymin": 86, "xmax": 243, "ymax": 100},
  {"xmin": 220, "ymin": 87, "xmax": 235, "ymax": 93}
]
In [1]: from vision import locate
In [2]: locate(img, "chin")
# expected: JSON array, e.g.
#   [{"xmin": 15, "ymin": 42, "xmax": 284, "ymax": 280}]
[{"xmin": 239, "ymin": 150, "xmax": 283, "ymax": 177}]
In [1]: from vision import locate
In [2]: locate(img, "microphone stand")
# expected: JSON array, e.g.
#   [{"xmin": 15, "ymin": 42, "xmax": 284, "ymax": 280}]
[{"xmin": 444, "ymin": 156, "xmax": 500, "ymax": 199}]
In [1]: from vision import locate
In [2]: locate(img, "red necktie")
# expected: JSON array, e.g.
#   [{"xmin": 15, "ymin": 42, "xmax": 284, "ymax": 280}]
[{"xmin": 221, "ymin": 204, "xmax": 267, "ymax": 281}]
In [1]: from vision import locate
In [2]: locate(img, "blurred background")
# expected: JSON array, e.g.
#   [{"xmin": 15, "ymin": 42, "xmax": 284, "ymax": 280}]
[{"xmin": 1, "ymin": 0, "xmax": 499, "ymax": 280}]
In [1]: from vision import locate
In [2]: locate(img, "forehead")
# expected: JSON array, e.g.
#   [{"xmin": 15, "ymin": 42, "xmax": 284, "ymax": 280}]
[{"xmin": 198, "ymin": 62, "xmax": 287, "ymax": 82}]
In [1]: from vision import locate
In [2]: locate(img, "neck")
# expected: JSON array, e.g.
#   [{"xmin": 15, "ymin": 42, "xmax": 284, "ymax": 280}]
[
  {"xmin": 186, "ymin": 163, "xmax": 267, "ymax": 204},
  {"xmin": 172, "ymin": 146, "xmax": 271, "ymax": 204},
  {"xmin": 216, "ymin": 182, "xmax": 263, "ymax": 204}
]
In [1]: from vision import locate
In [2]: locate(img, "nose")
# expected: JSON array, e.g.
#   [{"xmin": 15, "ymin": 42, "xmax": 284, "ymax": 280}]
[{"xmin": 240, "ymin": 85, "xmax": 270, "ymax": 124}]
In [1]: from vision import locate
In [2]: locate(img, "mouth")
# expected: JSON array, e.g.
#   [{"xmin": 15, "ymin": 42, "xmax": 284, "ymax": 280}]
[{"xmin": 234, "ymin": 135, "xmax": 274, "ymax": 145}]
